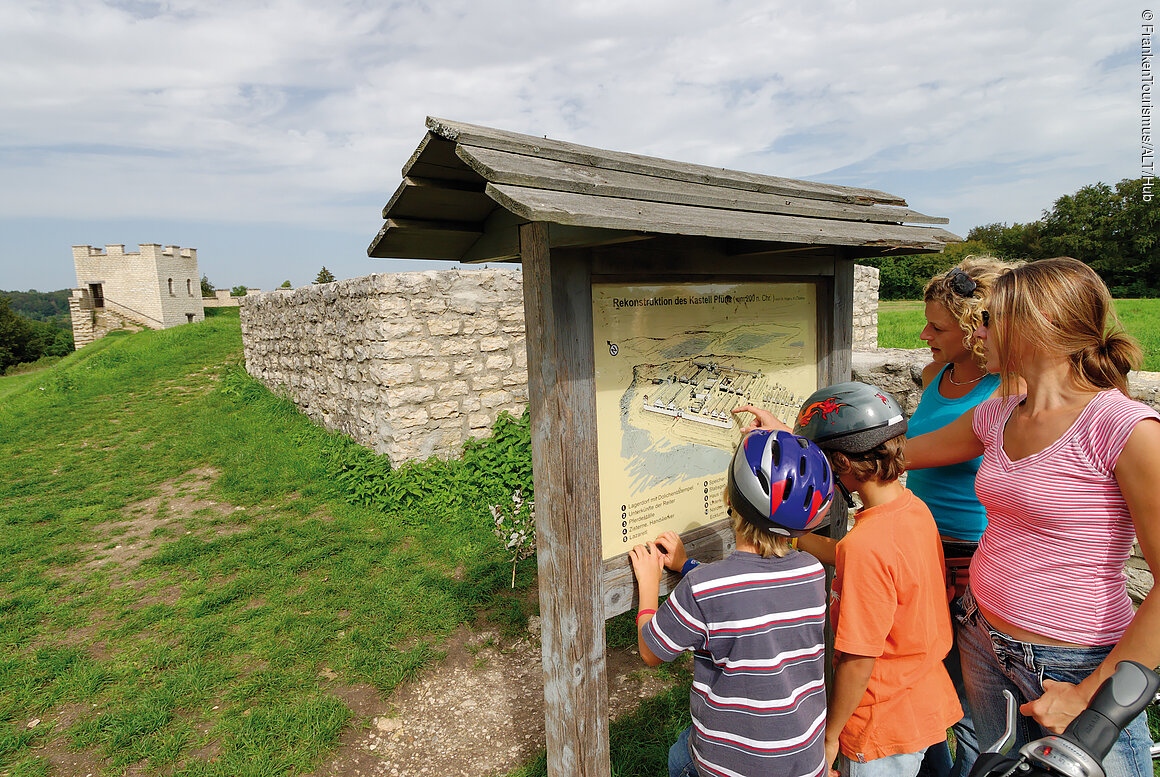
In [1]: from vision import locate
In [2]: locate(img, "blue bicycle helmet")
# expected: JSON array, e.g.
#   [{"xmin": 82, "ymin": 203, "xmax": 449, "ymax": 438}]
[{"xmin": 727, "ymin": 429, "xmax": 834, "ymax": 537}]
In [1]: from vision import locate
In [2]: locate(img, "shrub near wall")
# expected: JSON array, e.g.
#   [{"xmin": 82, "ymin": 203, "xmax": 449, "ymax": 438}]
[{"xmin": 240, "ymin": 270, "xmax": 528, "ymax": 466}]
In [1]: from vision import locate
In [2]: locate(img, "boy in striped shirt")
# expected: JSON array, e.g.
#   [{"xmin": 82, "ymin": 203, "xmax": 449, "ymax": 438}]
[{"xmin": 630, "ymin": 429, "xmax": 833, "ymax": 777}]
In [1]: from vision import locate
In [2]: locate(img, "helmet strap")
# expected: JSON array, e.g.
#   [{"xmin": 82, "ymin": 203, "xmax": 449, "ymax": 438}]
[{"xmin": 835, "ymin": 478, "xmax": 856, "ymax": 509}]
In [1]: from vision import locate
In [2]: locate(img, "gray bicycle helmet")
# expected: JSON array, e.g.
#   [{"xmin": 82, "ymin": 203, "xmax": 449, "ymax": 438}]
[{"xmin": 793, "ymin": 381, "xmax": 907, "ymax": 454}]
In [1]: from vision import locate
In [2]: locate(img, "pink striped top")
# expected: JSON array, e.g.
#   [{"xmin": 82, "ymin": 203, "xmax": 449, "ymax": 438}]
[{"xmin": 970, "ymin": 390, "xmax": 1158, "ymax": 645}]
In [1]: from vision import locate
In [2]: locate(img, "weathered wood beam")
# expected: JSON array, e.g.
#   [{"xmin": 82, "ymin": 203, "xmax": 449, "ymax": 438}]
[
  {"xmin": 487, "ymin": 184, "xmax": 960, "ymax": 251},
  {"xmin": 366, "ymin": 217, "xmax": 483, "ymax": 260},
  {"xmin": 400, "ymin": 132, "xmax": 481, "ymax": 183},
  {"xmin": 582, "ymin": 236, "xmax": 836, "ymax": 277},
  {"xmin": 521, "ymin": 225, "xmax": 609, "ymax": 777},
  {"xmin": 603, "ymin": 519, "xmax": 734, "ymax": 617},
  {"xmin": 461, "ymin": 211, "xmax": 650, "ymax": 264},
  {"xmin": 429, "ymin": 115, "xmax": 907, "ymax": 206},
  {"xmin": 381, "ymin": 176, "xmax": 493, "ymax": 221},
  {"xmin": 457, "ymin": 144, "xmax": 949, "ymax": 224}
]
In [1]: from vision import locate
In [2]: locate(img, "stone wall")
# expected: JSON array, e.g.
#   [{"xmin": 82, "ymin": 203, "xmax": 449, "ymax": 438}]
[
  {"xmin": 202, "ymin": 289, "xmax": 246, "ymax": 308},
  {"xmin": 240, "ymin": 270, "xmax": 528, "ymax": 466},
  {"xmin": 853, "ymin": 264, "xmax": 879, "ymax": 351},
  {"xmin": 239, "ymin": 266, "xmax": 882, "ymax": 465}
]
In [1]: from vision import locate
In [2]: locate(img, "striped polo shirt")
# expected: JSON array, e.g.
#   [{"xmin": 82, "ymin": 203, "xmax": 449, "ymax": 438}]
[
  {"xmin": 642, "ymin": 550, "xmax": 828, "ymax": 777},
  {"xmin": 971, "ymin": 389, "xmax": 1159, "ymax": 645}
]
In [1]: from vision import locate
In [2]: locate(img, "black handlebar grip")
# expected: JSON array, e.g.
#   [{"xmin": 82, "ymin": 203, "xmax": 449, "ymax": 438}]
[{"xmin": 1062, "ymin": 660, "xmax": 1160, "ymax": 762}]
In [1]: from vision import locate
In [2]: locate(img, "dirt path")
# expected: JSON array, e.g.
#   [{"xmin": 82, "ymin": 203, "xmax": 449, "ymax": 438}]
[{"xmin": 309, "ymin": 618, "xmax": 677, "ymax": 777}]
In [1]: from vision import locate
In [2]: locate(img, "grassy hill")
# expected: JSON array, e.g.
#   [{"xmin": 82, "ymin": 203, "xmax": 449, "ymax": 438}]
[{"xmin": 0, "ymin": 311, "xmax": 544, "ymax": 776}]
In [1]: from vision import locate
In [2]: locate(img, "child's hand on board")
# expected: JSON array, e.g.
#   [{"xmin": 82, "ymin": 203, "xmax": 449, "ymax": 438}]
[
  {"xmin": 653, "ymin": 530, "xmax": 687, "ymax": 572},
  {"xmin": 628, "ymin": 542, "xmax": 665, "ymax": 589}
]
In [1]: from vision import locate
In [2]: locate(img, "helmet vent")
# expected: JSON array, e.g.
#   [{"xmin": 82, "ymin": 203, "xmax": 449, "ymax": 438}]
[
  {"xmin": 755, "ymin": 467, "xmax": 770, "ymax": 494},
  {"xmin": 799, "ymin": 455, "xmax": 807, "ymax": 474},
  {"xmin": 781, "ymin": 474, "xmax": 794, "ymax": 502},
  {"xmin": 803, "ymin": 485, "xmax": 814, "ymax": 509}
]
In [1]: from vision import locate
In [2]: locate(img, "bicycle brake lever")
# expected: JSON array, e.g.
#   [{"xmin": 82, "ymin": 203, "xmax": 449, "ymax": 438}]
[{"xmin": 985, "ymin": 690, "xmax": 1018, "ymax": 756}]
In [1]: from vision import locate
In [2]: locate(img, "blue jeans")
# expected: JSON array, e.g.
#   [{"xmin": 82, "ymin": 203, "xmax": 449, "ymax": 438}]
[
  {"xmin": 957, "ymin": 586, "xmax": 1154, "ymax": 777},
  {"xmin": 669, "ymin": 725, "xmax": 699, "ymax": 777},
  {"xmin": 919, "ymin": 599, "xmax": 979, "ymax": 777},
  {"xmin": 838, "ymin": 748, "xmax": 927, "ymax": 777}
]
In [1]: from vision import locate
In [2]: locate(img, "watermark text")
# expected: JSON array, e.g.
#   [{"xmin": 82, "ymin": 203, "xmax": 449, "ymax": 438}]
[{"xmin": 1144, "ymin": 11, "xmax": 1154, "ymax": 200}]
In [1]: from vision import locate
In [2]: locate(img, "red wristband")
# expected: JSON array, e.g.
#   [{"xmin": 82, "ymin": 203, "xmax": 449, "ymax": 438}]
[{"xmin": 636, "ymin": 608, "xmax": 656, "ymax": 624}]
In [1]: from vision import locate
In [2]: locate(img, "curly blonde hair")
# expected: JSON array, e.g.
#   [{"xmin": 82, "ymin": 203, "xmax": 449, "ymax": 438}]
[{"xmin": 923, "ymin": 255, "xmax": 1020, "ymax": 368}]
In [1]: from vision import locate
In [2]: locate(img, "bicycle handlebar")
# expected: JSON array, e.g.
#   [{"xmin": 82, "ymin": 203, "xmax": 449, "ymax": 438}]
[{"xmin": 970, "ymin": 661, "xmax": 1159, "ymax": 777}]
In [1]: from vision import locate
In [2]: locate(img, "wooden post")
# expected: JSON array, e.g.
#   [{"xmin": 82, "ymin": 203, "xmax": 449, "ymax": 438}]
[{"xmin": 520, "ymin": 223, "xmax": 610, "ymax": 777}]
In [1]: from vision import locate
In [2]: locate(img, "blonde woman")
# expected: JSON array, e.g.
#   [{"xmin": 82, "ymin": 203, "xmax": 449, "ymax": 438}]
[
  {"xmin": 906, "ymin": 257, "xmax": 1159, "ymax": 777},
  {"xmin": 908, "ymin": 257, "xmax": 1015, "ymax": 777}
]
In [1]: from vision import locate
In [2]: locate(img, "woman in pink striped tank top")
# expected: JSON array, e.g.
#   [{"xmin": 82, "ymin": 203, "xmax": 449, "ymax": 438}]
[{"xmin": 906, "ymin": 257, "xmax": 1159, "ymax": 777}]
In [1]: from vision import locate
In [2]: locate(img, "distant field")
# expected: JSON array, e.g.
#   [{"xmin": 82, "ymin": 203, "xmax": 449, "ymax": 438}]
[{"xmin": 879, "ymin": 299, "xmax": 1160, "ymax": 372}]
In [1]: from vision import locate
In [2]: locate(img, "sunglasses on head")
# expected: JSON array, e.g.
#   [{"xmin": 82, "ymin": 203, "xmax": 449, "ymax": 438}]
[{"xmin": 947, "ymin": 268, "xmax": 978, "ymax": 297}]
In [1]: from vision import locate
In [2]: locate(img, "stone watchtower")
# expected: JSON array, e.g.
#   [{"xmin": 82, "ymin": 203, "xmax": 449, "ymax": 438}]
[{"xmin": 69, "ymin": 243, "xmax": 205, "ymax": 348}]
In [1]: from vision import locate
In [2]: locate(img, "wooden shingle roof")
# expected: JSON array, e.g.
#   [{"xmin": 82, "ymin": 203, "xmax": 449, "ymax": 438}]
[{"xmin": 367, "ymin": 117, "xmax": 960, "ymax": 261}]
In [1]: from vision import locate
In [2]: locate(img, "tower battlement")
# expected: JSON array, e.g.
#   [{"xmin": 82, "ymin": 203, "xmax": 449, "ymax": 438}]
[{"xmin": 72, "ymin": 244, "xmax": 198, "ymax": 261}]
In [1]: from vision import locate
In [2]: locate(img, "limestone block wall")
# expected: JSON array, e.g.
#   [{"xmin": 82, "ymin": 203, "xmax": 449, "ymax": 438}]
[
  {"xmin": 202, "ymin": 289, "xmax": 245, "ymax": 309},
  {"xmin": 68, "ymin": 289, "xmax": 97, "ymax": 349},
  {"xmin": 153, "ymin": 246, "xmax": 205, "ymax": 328},
  {"xmin": 240, "ymin": 270, "xmax": 528, "ymax": 466},
  {"xmin": 240, "ymin": 266, "xmax": 881, "ymax": 466},
  {"xmin": 852, "ymin": 264, "xmax": 879, "ymax": 351}
]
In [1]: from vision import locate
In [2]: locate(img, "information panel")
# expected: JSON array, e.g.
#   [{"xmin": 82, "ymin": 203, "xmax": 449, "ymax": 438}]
[{"xmin": 592, "ymin": 282, "xmax": 818, "ymax": 559}]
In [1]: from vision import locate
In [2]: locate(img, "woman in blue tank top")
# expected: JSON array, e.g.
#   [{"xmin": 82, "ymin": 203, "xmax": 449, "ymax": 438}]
[{"xmin": 911, "ymin": 257, "xmax": 1015, "ymax": 777}]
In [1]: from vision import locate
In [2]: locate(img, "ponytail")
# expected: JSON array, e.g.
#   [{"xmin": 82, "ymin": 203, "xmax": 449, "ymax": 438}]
[{"xmin": 1069, "ymin": 331, "xmax": 1141, "ymax": 395}]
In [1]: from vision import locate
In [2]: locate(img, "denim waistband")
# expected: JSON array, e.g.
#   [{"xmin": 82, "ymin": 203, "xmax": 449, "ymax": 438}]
[{"xmin": 959, "ymin": 586, "xmax": 1113, "ymax": 670}]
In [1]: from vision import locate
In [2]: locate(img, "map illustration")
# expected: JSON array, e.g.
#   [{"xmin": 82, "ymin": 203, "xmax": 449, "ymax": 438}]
[{"xmin": 592, "ymin": 282, "xmax": 818, "ymax": 559}]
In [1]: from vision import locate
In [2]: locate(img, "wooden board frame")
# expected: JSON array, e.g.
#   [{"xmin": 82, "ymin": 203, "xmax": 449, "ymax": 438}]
[{"xmin": 520, "ymin": 228, "xmax": 853, "ymax": 777}]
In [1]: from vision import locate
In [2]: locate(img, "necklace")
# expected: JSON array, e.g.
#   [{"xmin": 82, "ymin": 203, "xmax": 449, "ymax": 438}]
[{"xmin": 945, "ymin": 365, "xmax": 985, "ymax": 386}]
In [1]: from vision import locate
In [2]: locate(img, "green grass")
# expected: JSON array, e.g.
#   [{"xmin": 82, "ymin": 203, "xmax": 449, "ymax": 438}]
[
  {"xmin": 0, "ymin": 315, "xmax": 537, "ymax": 775},
  {"xmin": 879, "ymin": 298, "xmax": 1160, "ymax": 371}
]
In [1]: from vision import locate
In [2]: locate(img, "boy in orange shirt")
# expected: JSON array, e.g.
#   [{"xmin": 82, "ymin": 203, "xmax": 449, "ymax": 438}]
[{"xmin": 739, "ymin": 381, "xmax": 960, "ymax": 776}]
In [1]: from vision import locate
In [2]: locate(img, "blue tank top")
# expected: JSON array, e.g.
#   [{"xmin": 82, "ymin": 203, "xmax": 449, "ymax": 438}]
[{"xmin": 905, "ymin": 364, "xmax": 1000, "ymax": 542}]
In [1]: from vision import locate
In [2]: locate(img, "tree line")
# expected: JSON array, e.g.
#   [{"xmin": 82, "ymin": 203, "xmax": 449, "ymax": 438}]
[
  {"xmin": 0, "ymin": 296, "xmax": 73, "ymax": 373},
  {"xmin": 863, "ymin": 178, "xmax": 1159, "ymax": 299}
]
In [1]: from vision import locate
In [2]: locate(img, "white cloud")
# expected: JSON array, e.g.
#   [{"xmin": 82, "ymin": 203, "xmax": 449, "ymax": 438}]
[{"xmin": 0, "ymin": 0, "xmax": 1147, "ymax": 287}]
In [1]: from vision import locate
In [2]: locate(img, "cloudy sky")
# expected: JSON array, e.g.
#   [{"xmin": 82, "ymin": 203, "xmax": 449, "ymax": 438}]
[{"xmin": 0, "ymin": 0, "xmax": 1145, "ymax": 292}]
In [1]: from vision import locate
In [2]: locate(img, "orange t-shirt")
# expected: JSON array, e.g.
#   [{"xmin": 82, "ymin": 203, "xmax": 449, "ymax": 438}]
[{"xmin": 830, "ymin": 488, "xmax": 962, "ymax": 762}]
